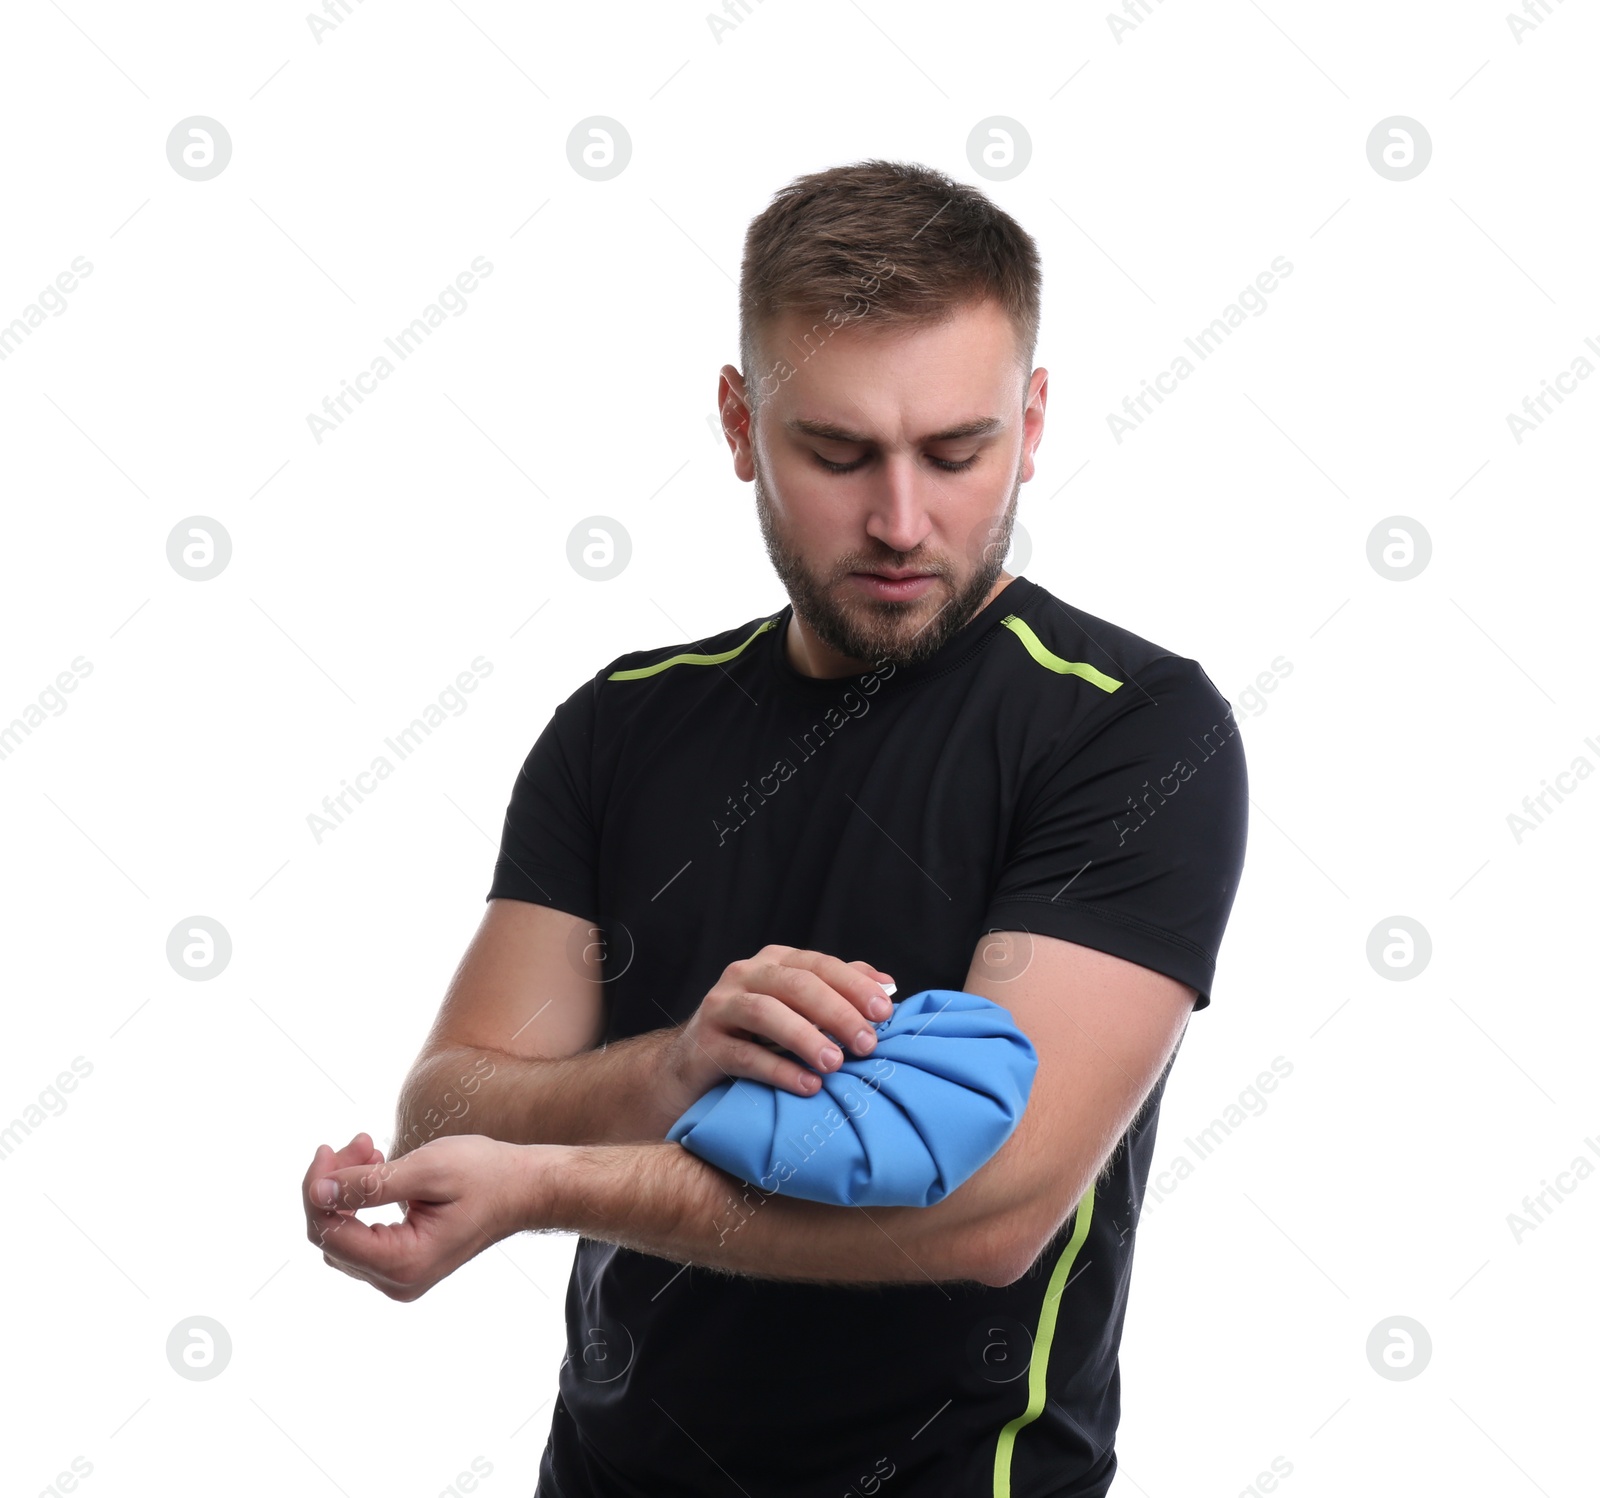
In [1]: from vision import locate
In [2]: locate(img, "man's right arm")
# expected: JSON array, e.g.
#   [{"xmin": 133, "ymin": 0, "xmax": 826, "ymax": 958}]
[
  {"xmin": 391, "ymin": 898, "xmax": 688, "ymax": 1158},
  {"xmin": 391, "ymin": 901, "xmax": 897, "ymax": 1161}
]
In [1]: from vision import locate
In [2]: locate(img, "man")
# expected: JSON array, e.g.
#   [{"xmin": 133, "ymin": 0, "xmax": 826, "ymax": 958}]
[{"xmin": 305, "ymin": 159, "xmax": 1249, "ymax": 1497}]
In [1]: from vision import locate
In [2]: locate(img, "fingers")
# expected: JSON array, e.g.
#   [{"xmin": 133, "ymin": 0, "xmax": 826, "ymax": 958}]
[
  {"xmin": 728, "ymin": 989, "xmax": 862, "ymax": 1084},
  {"xmin": 309, "ymin": 1155, "xmax": 421, "ymax": 1268},
  {"xmin": 734, "ymin": 950, "xmax": 894, "ymax": 1027},
  {"xmin": 302, "ymin": 1132, "xmax": 366, "ymax": 1185},
  {"xmin": 316, "ymin": 1153, "xmax": 432, "ymax": 1213},
  {"xmin": 303, "ymin": 1133, "xmax": 377, "ymax": 1216},
  {"xmin": 801, "ymin": 952, "xmax": 897, "ymax": 1025},
  {"xmin": 748, "ymin": 955, "xmax": 893, "ymax": 1053},
  {"xmin": 693, "ymin": 950, "xmax": 898, "ymax": 1100},
  {"xmin": 849, "ymin": 957, "xmax": 897, "ymax": 985},
  {"xmin": 304, "ymin": 1132, "xmax": 399, "ymax": 1260},
  {"xmin": 721, "ymin": 1036, "xmax": 831, "ymax": 1097},
  {"xmin": 321, "ymin": 1216, "xmax": 423, "ymax": 1288}
]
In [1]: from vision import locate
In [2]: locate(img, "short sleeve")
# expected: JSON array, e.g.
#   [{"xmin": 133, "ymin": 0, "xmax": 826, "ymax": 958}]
[
  {"xmin": 981, "ymin": 656, "xmax": 1248, "ymax": 1009},
  {"xmin": 485, "ymin": 675, "xmax": 600, "ymax": 921}
]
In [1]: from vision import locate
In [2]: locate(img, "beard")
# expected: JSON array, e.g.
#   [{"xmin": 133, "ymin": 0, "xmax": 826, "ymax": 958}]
[{"xmin": 752, "ymin": 451, "xmax": 1022, "ymax": 669}]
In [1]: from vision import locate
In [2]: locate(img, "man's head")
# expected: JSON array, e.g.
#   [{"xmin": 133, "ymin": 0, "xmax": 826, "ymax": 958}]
[{"xmin": 718, "ymin": 159, "xmax": 1047, "ymax": 676}]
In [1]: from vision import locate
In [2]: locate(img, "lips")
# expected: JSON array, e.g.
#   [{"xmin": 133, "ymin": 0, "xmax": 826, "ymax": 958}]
[{"xmin": 851, "ymin": 571, "xmax": 939, "ymax": 601}]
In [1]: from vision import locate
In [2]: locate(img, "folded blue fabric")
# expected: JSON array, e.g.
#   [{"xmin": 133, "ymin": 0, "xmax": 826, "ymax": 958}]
[{"xmin": 665, "ymin": 988, "xmax": 1038, "ymax": 1208}]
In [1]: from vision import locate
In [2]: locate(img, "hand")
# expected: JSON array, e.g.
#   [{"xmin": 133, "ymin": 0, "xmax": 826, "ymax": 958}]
[
  {"xmin": 304, "ymin": 1132, "xmax": 537, "ymax": 1301},
  {"xmin": 665, "ymin": 945, "xmax": 896, "ymax": 1104}
]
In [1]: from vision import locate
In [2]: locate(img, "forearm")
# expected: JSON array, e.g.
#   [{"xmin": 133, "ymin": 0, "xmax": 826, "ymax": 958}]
[
  {"xmin": 519, "ymin": 1138, "xmax": 1000, "ymax": 1287},
  {"xmin": 392, "ymin": 1033, "xmax": 685, "ymax": 1156}
]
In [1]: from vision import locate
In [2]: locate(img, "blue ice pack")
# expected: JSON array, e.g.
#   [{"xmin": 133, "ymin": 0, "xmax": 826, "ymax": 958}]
[{"xmin": 665, "ymin": 988, "xmax": 1038, "ymax": 1208}]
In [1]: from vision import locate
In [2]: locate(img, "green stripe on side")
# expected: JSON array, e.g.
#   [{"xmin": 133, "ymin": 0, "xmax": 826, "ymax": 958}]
[
  {"xmin": 991, "ymin": 1182, "xmax": 1096, "ymax": 1498},
  {"xmin": 606, "ymin": 617, "xmax": 779, "ymax": 681},
  {"xmin": 1001, "ymin": 616, "xmax": 1122, "ymax": 692}
]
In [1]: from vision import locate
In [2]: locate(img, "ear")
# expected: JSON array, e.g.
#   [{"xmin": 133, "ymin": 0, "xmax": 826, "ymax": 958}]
[
  {"xmin": 1019, "ymin": 367, "xmax": 1048, "ymax": 485},
  {"xmin": 717, "ymin": 365, "xmax": 756, "ymax": 481}
]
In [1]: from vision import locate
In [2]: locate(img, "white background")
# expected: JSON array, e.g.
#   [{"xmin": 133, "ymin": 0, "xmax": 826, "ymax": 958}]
[{"xmin": 2, "ymin": 1, "xmax": 1595, "ymax": 1494}]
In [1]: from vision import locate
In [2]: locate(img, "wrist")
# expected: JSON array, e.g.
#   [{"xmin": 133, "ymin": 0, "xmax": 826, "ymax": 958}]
[
  {"xmin": 506, "ymin": 1140, "xmax": 567, "ymax": 1235},
  {"xmin": 649, "ymin": 1030, "xmax": 697, "ymax": 1132}
]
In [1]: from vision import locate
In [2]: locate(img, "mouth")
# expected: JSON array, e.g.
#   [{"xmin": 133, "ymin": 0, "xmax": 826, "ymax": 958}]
[{"xmin": 850, "ymin": 571, "xmax": 939, "ymax": 600}]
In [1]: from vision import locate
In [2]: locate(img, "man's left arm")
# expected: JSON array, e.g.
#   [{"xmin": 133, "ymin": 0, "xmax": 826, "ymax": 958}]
[{"xmin": 307, "ymin": 930, "xmax": 1191, "ymax": 1298}]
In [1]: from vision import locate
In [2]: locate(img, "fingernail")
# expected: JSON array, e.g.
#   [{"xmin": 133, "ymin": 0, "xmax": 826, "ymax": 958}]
[
  {"xmin": 820, "ymin": 1046, "xmax": 843, "ymax": 1069},
  {"xmin": 854, "ymin": 1030, "xmax": 876, "ymax": 1053},
  {"xmin": 869, "ymin": 997, "xmax": 891, "ymax": 1018},
  {"xmin": 314, "ymin": 1178, "xmax": 338, "ymax": 1207}
]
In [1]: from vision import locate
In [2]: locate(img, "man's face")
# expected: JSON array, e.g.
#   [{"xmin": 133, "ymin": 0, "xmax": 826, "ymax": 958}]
[{"xmin": 722, "ymin": 298, "xmax": 1047, "ymax": 671}]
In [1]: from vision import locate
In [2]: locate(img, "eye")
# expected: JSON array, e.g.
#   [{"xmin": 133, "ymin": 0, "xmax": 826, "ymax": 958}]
[{"xmin": 811, "ymin": 452, "xmax": 979, "ymax": 474}]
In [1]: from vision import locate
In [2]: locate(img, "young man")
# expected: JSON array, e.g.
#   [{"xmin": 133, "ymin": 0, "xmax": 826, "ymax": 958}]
[{"xmin": 305, "ymin": 159, "xmax": 1249, "ymax": 1497}]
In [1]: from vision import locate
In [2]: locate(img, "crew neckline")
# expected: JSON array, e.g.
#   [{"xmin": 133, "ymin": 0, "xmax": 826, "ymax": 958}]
[{"xmin": 765, "ymin": 574, "xmax": 1036, "ymax": 692}]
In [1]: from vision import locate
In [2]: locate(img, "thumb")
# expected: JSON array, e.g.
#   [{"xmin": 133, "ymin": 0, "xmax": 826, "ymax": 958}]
[{"xmin": 314, "ymin": 1153, "xmax": 438, "ymax": 1211}]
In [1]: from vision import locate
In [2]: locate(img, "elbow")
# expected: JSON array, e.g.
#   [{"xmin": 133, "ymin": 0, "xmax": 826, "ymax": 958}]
[
  {"xmin": 978, "ymin": 1248, "xmax": 1036, "ymax": 1290},
  {"xmin": 964, "ymin": 1217, "xmax": 1040, "ymax": 1289}
]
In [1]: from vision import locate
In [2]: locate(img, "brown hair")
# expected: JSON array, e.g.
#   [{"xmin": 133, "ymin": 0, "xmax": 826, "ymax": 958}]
[{"xmin": 738, "ymin": 159, "xmax": 1042, "ymax": 416}]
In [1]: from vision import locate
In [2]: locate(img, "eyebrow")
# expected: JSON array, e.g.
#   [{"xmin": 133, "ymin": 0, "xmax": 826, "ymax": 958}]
[{"xmin": 785, "ymin": 415, "xmax": 1006, "ymax": 445}]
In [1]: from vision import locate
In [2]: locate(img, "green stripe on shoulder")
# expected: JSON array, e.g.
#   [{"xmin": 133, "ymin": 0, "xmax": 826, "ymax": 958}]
[
  {"xmin": 606, "ymin": 616, "xmax": 779, "ymax": 681},
  {"xmin": 1001, "ymin": 616, "xmax": 1122, "ymax": 692},
  {"xmin": 991, "ymin": 1182, "xmax": 1096, "ymax": 1498}
]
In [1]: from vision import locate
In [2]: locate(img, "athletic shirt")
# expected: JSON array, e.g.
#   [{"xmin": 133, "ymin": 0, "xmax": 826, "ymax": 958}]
[{"xmin": 486, "ymin": 573, "xmax": 1249, "ymax": 1498}]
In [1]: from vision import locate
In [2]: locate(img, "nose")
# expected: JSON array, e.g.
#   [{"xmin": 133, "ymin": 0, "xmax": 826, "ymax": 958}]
[{"xmin": 863, "ymin": 457, "xmax": 934, "ymax": 557}]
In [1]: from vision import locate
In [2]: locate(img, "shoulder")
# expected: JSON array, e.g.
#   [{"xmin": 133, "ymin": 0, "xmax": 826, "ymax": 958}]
[
  {"xmin": 598, "ymin": 609, "xmax": 783, "ymax": 685},
  {"xmin": 995, "ymin": 579, "xmax": 1229, "ymax": 724},
  {"xmin": 541, "ymin": 607, "xmax": 785, "ymax": 751},
  {"xmin": 601, "ymin": 608, "xmax": 780, "ymax": 684}
]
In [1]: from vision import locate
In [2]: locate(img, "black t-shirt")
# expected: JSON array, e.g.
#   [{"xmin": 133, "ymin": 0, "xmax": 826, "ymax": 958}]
[{"xmin": 487, "ymin": 573, "xmax": 1248, "ymax": 1498}]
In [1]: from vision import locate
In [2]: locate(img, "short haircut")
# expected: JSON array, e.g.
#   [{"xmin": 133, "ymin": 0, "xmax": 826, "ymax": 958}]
[{"xmin": 737, "ymin": 158, "xmax": 1042, "ymax": 418}]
